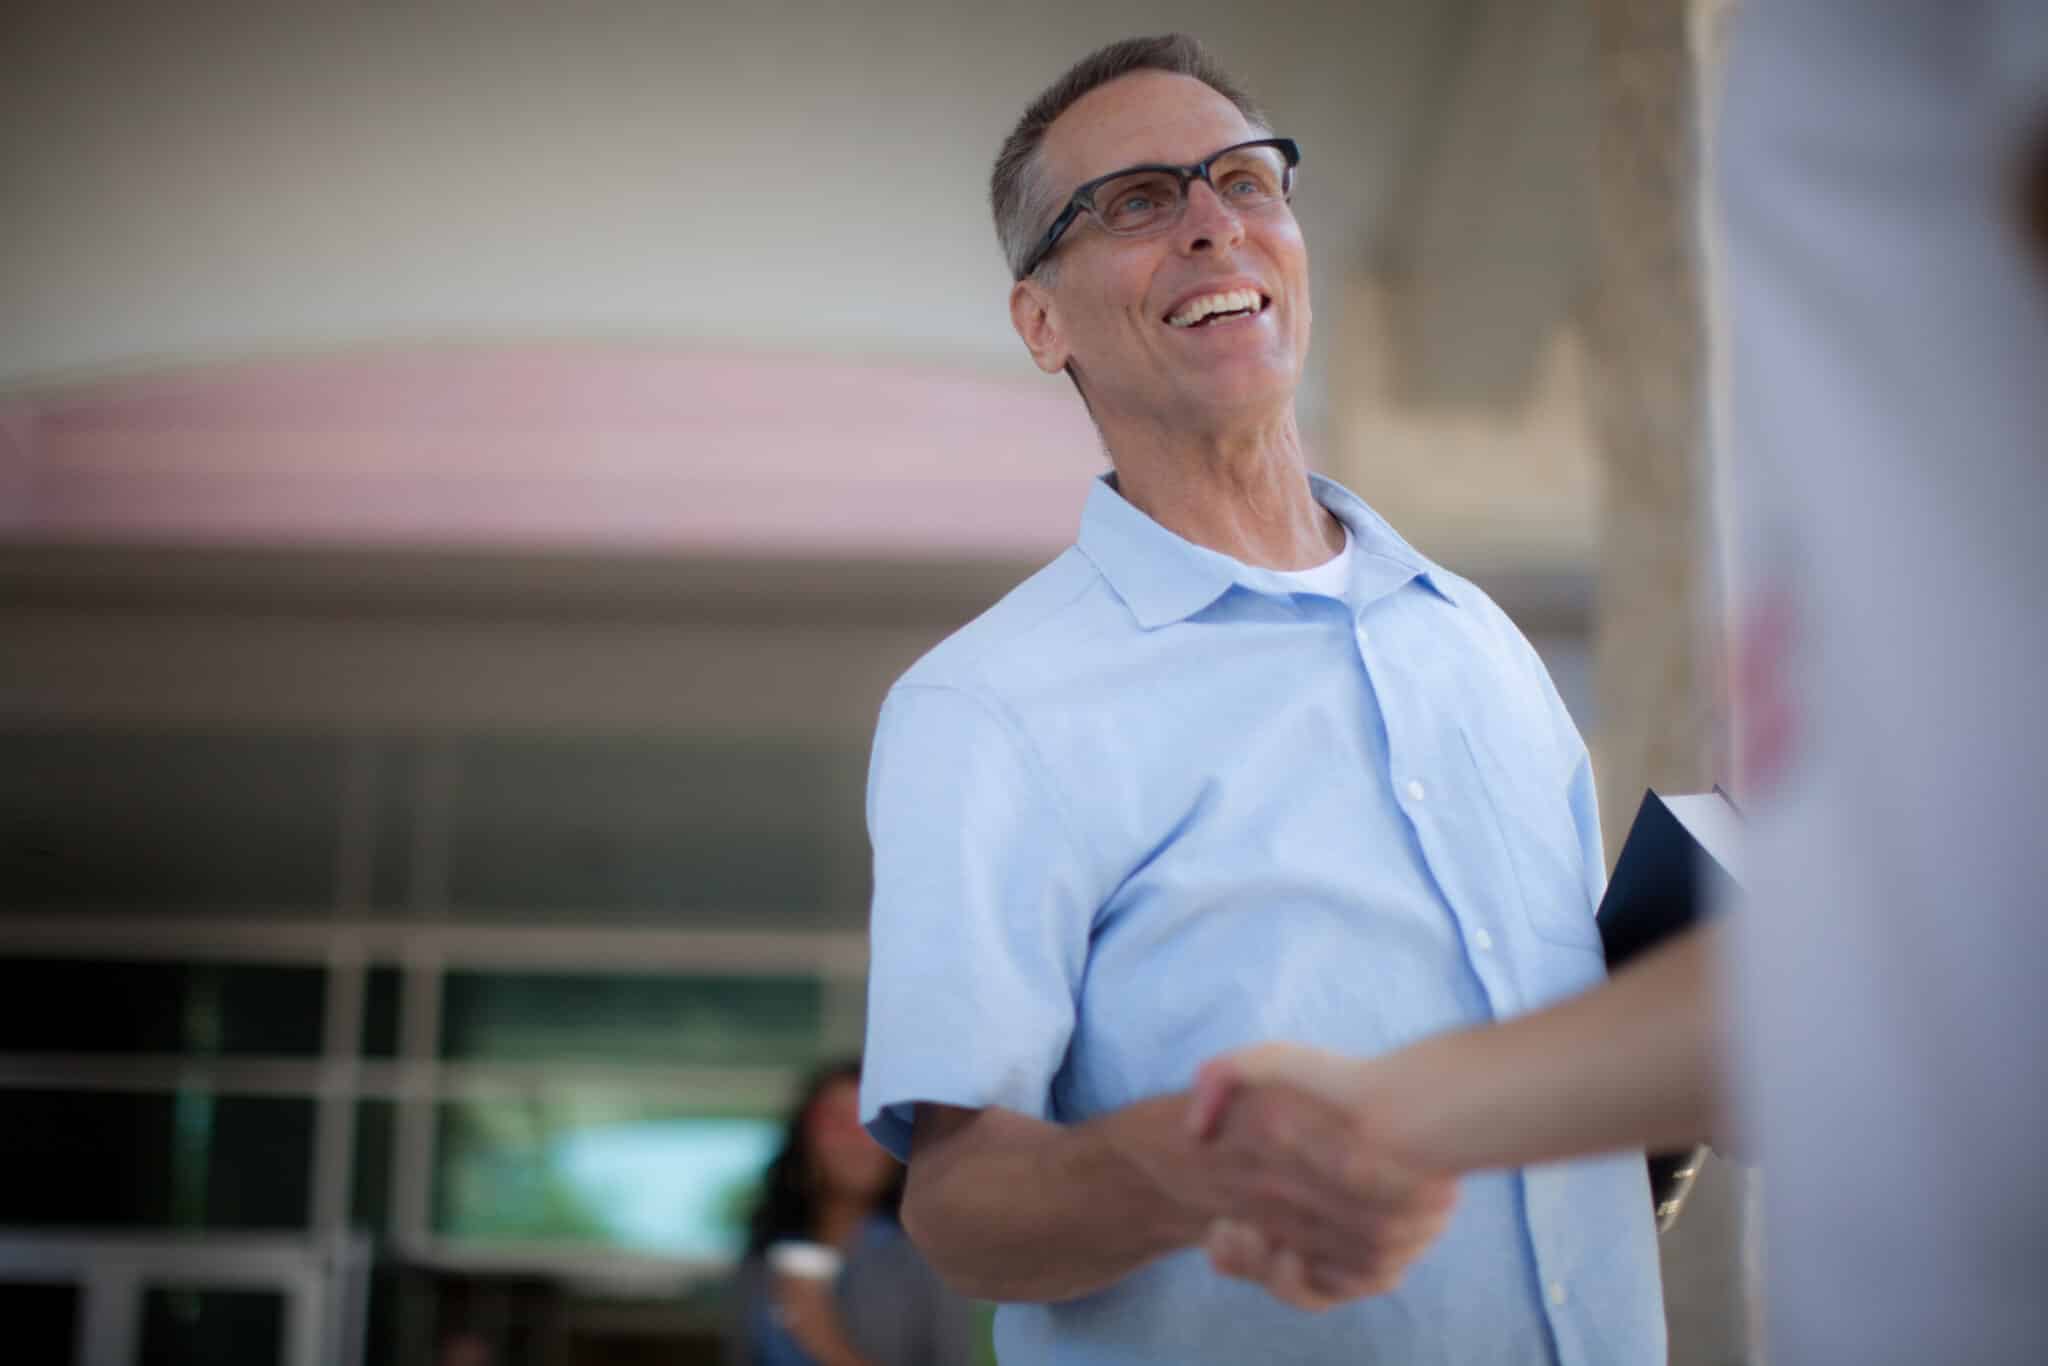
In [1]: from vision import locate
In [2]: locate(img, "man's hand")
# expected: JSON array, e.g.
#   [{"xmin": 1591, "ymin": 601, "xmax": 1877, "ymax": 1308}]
[
  {"xmin": 898, "ymin": 1082, "xmax": 1456, "ymax": 1306},
  {"xmin": 1185, "ymin": 1044, "xmax": 1458, "ymax": 1311}
]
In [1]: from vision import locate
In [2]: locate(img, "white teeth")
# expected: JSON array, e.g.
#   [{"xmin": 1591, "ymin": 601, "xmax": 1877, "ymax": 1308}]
[{"xmin": 1167, "ymin": 288, "xmax": 1265, "ymax": 327}]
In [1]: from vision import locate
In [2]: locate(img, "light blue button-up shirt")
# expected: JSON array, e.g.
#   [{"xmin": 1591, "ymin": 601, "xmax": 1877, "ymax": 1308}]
[{"xmin": 861, "ymin": 473, "xmax": 1665, "ymax": 1365}]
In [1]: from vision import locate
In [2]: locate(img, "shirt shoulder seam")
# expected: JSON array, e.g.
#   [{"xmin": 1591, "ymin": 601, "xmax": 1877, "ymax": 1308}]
[{"xmin": 884, "ymin": 678, "xmax": 1104, "ymax": 885}]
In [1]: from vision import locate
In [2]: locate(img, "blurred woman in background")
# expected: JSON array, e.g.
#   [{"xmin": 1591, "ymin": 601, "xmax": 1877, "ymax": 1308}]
[{"xmin": 728, "ymin": 1060, "xmax": 977, "ymax": 1366}]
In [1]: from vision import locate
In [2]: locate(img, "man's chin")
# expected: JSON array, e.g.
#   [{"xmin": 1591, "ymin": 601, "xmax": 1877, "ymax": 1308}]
[{"xmin": 1174, "ymin": 365, "xmax": 1298, "ymax": 421}]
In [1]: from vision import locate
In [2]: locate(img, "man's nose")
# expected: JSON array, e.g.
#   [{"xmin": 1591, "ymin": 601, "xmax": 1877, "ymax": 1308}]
[{"xmin": 1177, "ymin": 178, "xmax": 1246, "ymax": 255}]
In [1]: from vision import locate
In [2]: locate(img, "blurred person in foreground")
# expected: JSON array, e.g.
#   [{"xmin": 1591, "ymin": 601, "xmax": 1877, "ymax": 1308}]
[
  {"xmin": 858, "ymin": 33, "xmax": 1664, "ymax": 1365},
  {"xmin": 1193, "ymin": 2, "xmax": 2048, "ymax": 1359},
  {"xmin": 729, "ymin": 1061, "xmax": 976, "ymax": 1366}
]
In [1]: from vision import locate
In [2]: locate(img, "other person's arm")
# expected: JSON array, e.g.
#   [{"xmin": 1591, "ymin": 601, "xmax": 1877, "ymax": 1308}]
[{"xmin": 1189, "ymin": 924, "xmax": 1732, "ymax": 1293}]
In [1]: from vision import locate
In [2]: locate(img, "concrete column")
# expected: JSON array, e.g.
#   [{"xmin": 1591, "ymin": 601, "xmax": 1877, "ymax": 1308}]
[
  {"xmin": 1585, "ymin": 2, "xmax": 1753, "ymax": 1363},
  {"xmin": 1584, "ymin": 0, "xmax": 1713, "ymax": 843}
]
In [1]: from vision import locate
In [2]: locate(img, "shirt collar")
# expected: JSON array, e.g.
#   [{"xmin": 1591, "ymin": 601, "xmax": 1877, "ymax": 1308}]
[{"xmin": 1077, "ymin": 471, "xmax": 1458, "ymax": 629}]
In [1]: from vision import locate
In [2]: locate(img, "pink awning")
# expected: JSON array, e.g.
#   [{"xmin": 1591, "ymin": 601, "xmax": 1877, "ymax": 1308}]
[{"xmin": 2, "ymin": 345, "xmax": 1107, "ymax": 559}]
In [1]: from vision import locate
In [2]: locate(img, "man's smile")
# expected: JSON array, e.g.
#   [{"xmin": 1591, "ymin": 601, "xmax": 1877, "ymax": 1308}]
[{"xmin": 1162, "ymin": 283, "xmax": 1272, "ymax": 329}]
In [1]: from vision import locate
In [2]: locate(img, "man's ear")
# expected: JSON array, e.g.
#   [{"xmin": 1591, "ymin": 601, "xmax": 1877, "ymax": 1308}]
[{"xmin": 1009, "ymin": 277, "xmax": 1071, "ymax": 376}]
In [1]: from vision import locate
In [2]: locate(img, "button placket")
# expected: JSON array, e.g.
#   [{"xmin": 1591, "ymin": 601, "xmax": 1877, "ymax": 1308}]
[{"xmin": 1374, "ymin": 656, "xmax": 1516, "ymax": 1019}]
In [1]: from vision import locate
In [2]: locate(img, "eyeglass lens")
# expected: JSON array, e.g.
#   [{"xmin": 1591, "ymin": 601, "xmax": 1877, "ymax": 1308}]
[{"xmin": 1092, "ymin": 145, "xmax": 1292, "ymax": 235}]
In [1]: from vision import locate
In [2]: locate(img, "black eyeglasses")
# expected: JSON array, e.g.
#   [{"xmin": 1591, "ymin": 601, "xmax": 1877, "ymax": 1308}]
[{"xmin": 1017, "ymin": 137, "xmax": 1300, "ymax": 280}]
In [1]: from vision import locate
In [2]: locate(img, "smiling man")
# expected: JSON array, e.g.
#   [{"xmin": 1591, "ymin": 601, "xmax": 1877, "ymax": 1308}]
[{"xmin": 857, "ymin": 34, "xmax": 1665, "ymax": 1365}]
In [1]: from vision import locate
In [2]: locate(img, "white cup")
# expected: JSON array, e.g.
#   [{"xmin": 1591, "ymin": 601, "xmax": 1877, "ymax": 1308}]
[{"xmin": 767, "ymin": 1239, "xmax": 843, "ymax": 1282}]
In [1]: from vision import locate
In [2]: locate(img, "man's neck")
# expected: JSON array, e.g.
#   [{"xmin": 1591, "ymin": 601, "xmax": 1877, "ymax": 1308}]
[{"xmin": 1102, "ymin": 408, "xmax": 1343, "ymax": 571}]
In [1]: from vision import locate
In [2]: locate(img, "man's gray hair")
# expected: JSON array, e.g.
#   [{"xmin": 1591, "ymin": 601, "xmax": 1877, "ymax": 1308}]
[{"xmin": 991, "ymin": 34, "xmax": 1268, "ymax": 282}]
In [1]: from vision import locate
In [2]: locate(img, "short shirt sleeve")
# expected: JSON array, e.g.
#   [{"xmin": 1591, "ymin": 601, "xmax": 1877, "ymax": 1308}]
[{"xmin": 858, "ymin": 683, "xmax": 1098, "ymax": 1161}]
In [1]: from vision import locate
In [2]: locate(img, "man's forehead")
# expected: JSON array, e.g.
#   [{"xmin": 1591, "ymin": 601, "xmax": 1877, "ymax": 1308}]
[{"xmin": 1040, "ymin": 71, "xmax": 1259, "ymax": 191}]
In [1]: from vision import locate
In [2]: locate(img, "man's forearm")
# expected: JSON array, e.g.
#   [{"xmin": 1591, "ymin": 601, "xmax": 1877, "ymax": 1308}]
[{"xmin": 902, "ymin": 1097, "xmax": 1210, "ymax": 1303}]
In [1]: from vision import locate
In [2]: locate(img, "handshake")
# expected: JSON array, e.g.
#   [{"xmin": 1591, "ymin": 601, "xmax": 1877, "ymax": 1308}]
[
  {"xmin": 1165, "ymin": 1041, "xmax": 1459, "ymax": 1313},
  {"xmin": 1167, "ymin": 923, "xmax": 1721, "ymax": 1310}
]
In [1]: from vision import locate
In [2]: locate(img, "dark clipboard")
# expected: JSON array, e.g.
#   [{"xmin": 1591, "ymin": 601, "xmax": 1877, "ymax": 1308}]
[{"xmin": 1596, "ymin": 788, "xmax": 1741, "ymax": 1231}]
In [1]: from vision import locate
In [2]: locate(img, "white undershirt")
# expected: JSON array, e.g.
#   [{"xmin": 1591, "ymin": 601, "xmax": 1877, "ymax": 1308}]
[{"xmin": 1265, "ymin": 525, "xmax": 1353, "ymax": 597}]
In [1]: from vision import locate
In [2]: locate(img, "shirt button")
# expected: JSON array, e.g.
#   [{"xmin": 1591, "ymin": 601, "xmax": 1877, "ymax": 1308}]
[
  {"xmin": 1549, "ymin": 1281, "xmax": 1569, "ymax": 1308},
  {"xmin": 1473, "ymin": 928, "xmax": 1494, "ymax": 952},
  {"xmin": 1405, "ymin": 779, "xmax": 1427, "ymax": 802}
]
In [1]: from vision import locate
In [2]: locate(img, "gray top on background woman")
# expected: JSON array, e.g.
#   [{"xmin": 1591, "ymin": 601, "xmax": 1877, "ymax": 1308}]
[{"xmin": 726, "ymin": 1061, "xmax": 978, "ymax": 1366}]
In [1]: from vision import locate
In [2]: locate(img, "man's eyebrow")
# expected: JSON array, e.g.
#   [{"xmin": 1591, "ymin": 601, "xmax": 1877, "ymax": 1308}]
[
  {"xmin": 1089, "ymin": 163, "xmax": 1177, "ymax": 184},
  {"xmin": 1077, "ymin": 158, "xmax": 1178, "ymax": 188},
  {"xmin": 1085, "ymin": 142, "xmax": 1252, "ymax": 181}
]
